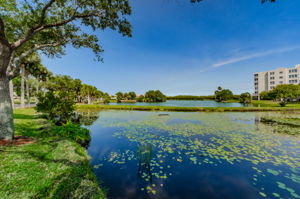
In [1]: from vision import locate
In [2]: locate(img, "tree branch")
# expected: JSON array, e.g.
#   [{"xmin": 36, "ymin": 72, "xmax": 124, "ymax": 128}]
[
  {"xmin": 8, "ymin": 41, "xmax": 66, "ymax": 79},
  {"xmin": 0, "ymin": 16, "xmax": 10, "ymax": 47},
  {"xmin": 12, "ymin": 0, "xmax": 57, "ymax": 49},
  {"xmin": 12, "ymin": 0, "xmax": 96, "ymax": 50},
  {"xmin": 39, "ymin": 0, "xmax": 56, "ymax": 25}
]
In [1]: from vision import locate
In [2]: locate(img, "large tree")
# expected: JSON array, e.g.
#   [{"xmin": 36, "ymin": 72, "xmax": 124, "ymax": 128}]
[{"xmin": 0, "ymin": 0, "xmax": 131, "ymax": 140}]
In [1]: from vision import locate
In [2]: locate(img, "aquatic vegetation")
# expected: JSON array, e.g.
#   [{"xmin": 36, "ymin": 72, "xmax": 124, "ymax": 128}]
[
  {"xmin": 260, "ymin": 116, "xmax": 300, "ymax": 135},
  {"xmin": 88, "ymin": 111, "xmax": 300, "ymax": 198}
]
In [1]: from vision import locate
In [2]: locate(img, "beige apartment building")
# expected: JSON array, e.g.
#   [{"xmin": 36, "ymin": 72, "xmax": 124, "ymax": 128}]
[{"xmin": 254, "ymin": 64, "xmax": 300, "ymax": 99}]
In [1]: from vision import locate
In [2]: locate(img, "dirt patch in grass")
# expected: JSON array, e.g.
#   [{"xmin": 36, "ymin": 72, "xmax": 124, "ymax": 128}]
[{"xmin": 0, "ymin": 136, "xmax": 35, "ymax": 146}]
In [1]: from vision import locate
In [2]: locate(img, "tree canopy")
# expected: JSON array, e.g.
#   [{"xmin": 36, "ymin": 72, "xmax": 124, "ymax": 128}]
[
  {"xmin": 214, "ymin": 87, "xmax": 233, "ymax": 102},
  {"xmin": 0, "ymin": 0, "xmax": 132, "ymax": 79},
  {"xmin": 144, "ymin": 90, "xmax": 167, "ymax": 102}
]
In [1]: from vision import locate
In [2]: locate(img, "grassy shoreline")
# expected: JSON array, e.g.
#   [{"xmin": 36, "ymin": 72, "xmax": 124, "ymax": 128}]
[
  {"xmin": 76, "ymin": 104, "xmax": 300, "ymax": 112},
  {"xmin": 0, "ymin": 109, "xmax": 106, "ymax": 199}
]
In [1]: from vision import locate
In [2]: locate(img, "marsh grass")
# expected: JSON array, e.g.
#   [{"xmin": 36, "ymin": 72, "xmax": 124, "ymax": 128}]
[{"xmin": 0, "ymin": 109, "xmax": 106, "ymax": 199}]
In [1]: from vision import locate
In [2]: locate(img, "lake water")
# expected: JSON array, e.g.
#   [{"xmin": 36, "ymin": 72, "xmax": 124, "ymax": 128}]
[
  {"xmin": 86, "ymin": 110, "xmax": 300, "ymax": 199},
  {"xmin": 109, "ymin": 100, "xmax": 247, "ymax": 107}
]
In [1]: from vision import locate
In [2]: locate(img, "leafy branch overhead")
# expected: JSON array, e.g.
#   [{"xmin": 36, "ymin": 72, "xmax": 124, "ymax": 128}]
[{"xmin": 0, "ymin": 0, "xmax": 132, "ymax": 75}]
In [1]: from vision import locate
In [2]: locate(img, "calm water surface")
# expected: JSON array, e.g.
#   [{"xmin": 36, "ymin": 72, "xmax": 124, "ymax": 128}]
[
  {"xmin": 109, "ymin": 100, "xmax": 247, "ymax": 107},
  {"xmin": 86, "ymin": 111, "xmax": 300, "ymax": 199}
]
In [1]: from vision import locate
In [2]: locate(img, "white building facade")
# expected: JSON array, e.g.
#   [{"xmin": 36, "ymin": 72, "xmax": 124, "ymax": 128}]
[{"xmin": 254, "ymin": 64, "xmax": 300, "ymax": 99}]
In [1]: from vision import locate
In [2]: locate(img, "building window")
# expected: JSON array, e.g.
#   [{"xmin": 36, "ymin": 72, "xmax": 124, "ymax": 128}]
[
  {"xmin": 270, "ymin": 81, "xmax": 275, "ymax": 85},
  {"xmin": 254, "ymin": 74, "xmax": 258, "ymax": 77},
  {"xmin": 255, "ymin": 78, "xmax": 258, "ymax": 81},
  {"xmin": 270, "ymin": 76, "xmax": 275, "ymax": 80},
  {"xmin": 279, "ymin": 76, "xmax": 283, "ymax": 79},
  {"xmin": 289, "ymin": 69, "xmax": 297, "ymax": 73},
  {"xmin": 279, "ymin": 81, "xmax": 283, "ymax": 84},
  {"xmin": 270, "ymin": 86, "xmax": 274, "ymax": 89},
  {"xmin": 279, "ymin": 71, "xmax": 283, "ymax": 74},
  {"xmin": 289, "ymin": 80, "xmax": 298, "ymax": 84},
  {"xmin": 270, "ymin": 72, "xmax": 275, "ymax": 75},
  {"xmin": 289, "ymin": 74, "xmax": 298, "ymax": 78}
]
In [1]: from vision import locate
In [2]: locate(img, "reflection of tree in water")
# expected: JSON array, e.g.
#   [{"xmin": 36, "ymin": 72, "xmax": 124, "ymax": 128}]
[
  {"xmin": 78, "ymin": 111, "xmax": 99, "ymax": 126},
  {"xmin": 137, "ymin": 143, "xmax": 153, "ymax": 183}
]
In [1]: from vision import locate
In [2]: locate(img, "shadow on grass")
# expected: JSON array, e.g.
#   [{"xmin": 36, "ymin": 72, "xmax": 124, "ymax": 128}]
[
  {"xmin": 14, "ymin": 114, "xmax": 36, "ymax": 120},
  {"xmin": 14, "ymin": 120, "xmax": 50, "ymax": 138}
]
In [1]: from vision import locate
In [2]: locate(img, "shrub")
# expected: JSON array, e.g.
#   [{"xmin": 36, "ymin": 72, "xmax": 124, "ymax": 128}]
[
  {"xmin": 214, "ymin": 87, "xmax": 234, "ymax": 102},
  {"xmin": 239, "ymin": 92, "xmax": 252, "ymax": 104},
  {"xmin": 279, "ymin": 101, "xmax": 287, "ymax": 107},
  {"xmin": 136, "ymin": 95, "xmax": 145, "ymax": 102},
  {"xmin": 144, "ymin": 90, "xmax": 167, "ymax": 102},
  {"xmin": 36, "ymin": 90, "xmax": 77, "ymax": 125},
  {"xmin": 52, "ymin": 122, "xmax": 91, "ymax": 146}
]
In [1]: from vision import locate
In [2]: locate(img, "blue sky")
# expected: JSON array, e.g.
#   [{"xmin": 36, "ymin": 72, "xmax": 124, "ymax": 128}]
[{"xmin": 42, "ymin": 0, "xmax": 300, "ymax": 96}]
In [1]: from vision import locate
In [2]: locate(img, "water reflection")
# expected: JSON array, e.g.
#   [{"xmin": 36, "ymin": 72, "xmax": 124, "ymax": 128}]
[
  {"xmin": 137, "ymin": 144, "xmax": 153, "ymax": 183},
  {"xmin": 78, "ymin": 111, "xmax": 99, "ymax": 126},
  {"xmin": 87, "ymin": 110, "xmax": 300, "ymax": 199}
]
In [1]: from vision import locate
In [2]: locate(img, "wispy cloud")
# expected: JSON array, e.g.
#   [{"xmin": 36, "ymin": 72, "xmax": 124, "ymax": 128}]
[{"xmin": 212, "ymin": 46, "xmax": 300, "ymax": 68}]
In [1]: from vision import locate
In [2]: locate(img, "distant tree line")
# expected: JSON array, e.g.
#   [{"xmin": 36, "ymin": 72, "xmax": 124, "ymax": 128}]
[
  {"xmin": 115, "ymin": 90, "xmax": 167, "ymax": 103},
  {"xmin": 115, "ymin": 91, "xmax": 137, "ymax": 102}
]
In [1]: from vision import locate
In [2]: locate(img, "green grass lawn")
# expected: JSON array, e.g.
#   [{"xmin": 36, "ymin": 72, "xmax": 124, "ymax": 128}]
[
  {"xmin": 251, "ymin": 100, "xmax": 300, "ymax": 107},
  {"xmin": 0, "ymin": 109, "xmax": 106, "ymax": 199}
]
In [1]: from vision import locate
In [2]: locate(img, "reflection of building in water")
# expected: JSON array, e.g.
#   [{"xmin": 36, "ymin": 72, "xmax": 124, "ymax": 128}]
[{"xmin": 137, "ymin": 144, "xmax": 153, "ymax": 183}]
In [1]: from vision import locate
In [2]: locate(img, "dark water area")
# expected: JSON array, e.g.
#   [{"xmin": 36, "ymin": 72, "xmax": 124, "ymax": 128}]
[{"xmin": 85, "ymin": 111, "xmax": 300, "ymax": 199}]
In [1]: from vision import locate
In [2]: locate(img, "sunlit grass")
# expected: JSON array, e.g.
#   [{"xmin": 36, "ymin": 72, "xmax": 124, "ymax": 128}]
[{"xmin": 0, "ymin": 109, "xmax": 106, "ymax": 199}]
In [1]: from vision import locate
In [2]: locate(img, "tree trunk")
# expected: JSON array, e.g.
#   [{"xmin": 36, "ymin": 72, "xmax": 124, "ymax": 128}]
[
  {"xmin": 20, "ymin": 64, "xmax": 25, "ymax": 108},
  {"xmin": 0, "ymin": 43, "xmax": 14, "ymax": 140},
  {"xmin": 25, "ymin": 74, "xmax": 30, "ymax": 107},
  {"xmin": 43, "ymin": 81, "xmax": 46, "ymax": 96},
  {"xmin": 35, "ymin": 79, "xmax": 39, "ymax": 104},
  {"xmin": 88, "ymin": 93, "xmax": 91, "ymax": 104},
  {"xmin": 0, "ymin": 76, "xmax": 14, "ymax": 140},
  {"xmin": 9, "ymin": 80, "xmax": 14, "ymax": 109}
]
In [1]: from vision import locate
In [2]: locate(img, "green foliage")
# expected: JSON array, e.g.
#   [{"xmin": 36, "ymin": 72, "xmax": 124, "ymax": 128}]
[
  {"xmin": 126, "ymin": 91, "xmax": 137, "ymax": 100},
  {"xmin": 115, "ymin": 92, "xmax": 124, "ymax": 103},
  {"xmin": 80, "ymin": 84, "xmax": 103, "ymax": 104},
  {"xmin": 36, "ymin": 75, "xmax": 85, "ymax": 124},
  {"xmin": 214, "ymin": 87, "xmax": 234, "ymax": 102},
  {"xmin": 144, "ymin": 90, "xmax": 166, "ymax": 102},
  {"xmin": 239, "ymin": 92, "xmax": 252, "ymax": 104},
  {"xmin": 0, "ymin": 0, "xmax": 132, "ymax": 61},
  {"xmin": 137, "ymin": 95, "xmax": 145, "ymax": 102},
  {"xmin": 102, "ymin": 93, "xmax": 111, "ymax": 104},
  {"xmin": 52, "ymin": 122, "xmax": 91, "ymax": 146},
  {"xmin": 36, "ymin": 90, "xmax": 76, "ymax": 125},
  {"xmin": 272, "ymin": 84, "xmax": 300, "ymax": 100},
  {"xmin": 260, "ymin": 84, "xmax": 300, "ymax": 107},
  {"xmin": 115, "ymin": 91, "xmax": 136, "ymax": 102},
  {"xmin": 259, "ymin": 91, "xmax": 275, "ymax": 100}
]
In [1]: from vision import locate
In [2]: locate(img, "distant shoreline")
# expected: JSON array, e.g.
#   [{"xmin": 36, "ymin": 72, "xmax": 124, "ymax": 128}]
[{"xmin": 76, "ymin": 104, "xmax": 300, "ymax": 112}]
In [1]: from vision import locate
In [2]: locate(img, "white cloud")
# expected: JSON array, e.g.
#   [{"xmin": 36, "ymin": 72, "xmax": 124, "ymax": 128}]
[{"xmin": 212, "ymin": 46, "xmax": 300, "ymax": 68}]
